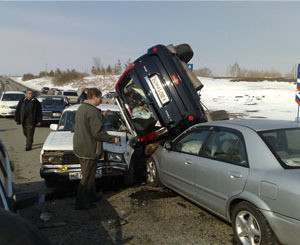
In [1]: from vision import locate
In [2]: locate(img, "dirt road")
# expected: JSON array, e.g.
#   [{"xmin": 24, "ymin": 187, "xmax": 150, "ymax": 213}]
[{"xmin": 0, "ymin": 117, "xmax": 235, "ymax": 245}]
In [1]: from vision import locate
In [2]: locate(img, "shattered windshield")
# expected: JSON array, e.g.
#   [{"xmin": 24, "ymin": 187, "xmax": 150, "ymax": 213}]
[
  {"xmin": 57, "ymin": 110, "xmax": 126, "ymax": 132},
  {"xmin": 261, "ymin": 128, "xmax": 300, "ymax": 168},
  {"xmin": 122, "ymin": 74, "xmax": 160, "ymax": 135}
]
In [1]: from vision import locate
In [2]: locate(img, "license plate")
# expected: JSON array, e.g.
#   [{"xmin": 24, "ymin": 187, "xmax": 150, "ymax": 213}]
[
  {"xmin": 69, "ymin": 169, "xmax": 102, "ymax": 180},
  {"xmin": 150, "ymin": 75, "xmax": 169, "ymax": 105}
]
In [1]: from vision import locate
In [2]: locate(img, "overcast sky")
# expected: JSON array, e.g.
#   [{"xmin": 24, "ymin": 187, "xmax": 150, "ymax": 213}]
[{"xmin": 1, "ymin": 1, "xmax": 300, "ymax": 76}]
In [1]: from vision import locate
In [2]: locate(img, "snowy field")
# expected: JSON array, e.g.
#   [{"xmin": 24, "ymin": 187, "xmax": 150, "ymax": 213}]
[{"xmin": 11, "ymin": 76, "xmax": 299, "ymax": 121}]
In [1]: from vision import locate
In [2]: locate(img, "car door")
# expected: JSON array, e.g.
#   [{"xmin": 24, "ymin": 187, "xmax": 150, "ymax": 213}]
[
  {"xmin": 194, "ymin": 127, "xmax": 249, "ymax": 217},
  {"xmin": 160, "ymin": 128, "xmax": 210, "ymax": 199}
]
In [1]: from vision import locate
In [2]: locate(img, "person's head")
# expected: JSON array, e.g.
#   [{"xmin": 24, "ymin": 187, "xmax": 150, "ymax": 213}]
[
  {"xmin": 26, "ymin": 89, "xmax": 33, "ymax": 100},
  {"xmin": 84, "ymin": 88, "xmax": 88, "ymax": 94},
  {"xmin": 87, "ymin": 88, "xmax": 102, "ymax": 106}
]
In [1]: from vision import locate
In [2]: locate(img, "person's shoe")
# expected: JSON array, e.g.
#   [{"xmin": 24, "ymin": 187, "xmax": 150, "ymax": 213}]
[
  {"xmin": 25, "ymin": 146, "xmax": 32, "ymax": 151},
  {"xmin": 75, "ymin": 202, "xmax": 97, "ymax": 210}
]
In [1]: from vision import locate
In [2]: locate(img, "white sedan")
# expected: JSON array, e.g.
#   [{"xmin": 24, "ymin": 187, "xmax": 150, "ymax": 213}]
[{"xmin": 0, "ymin": 91, "xmax": 25, "ymax": 117}]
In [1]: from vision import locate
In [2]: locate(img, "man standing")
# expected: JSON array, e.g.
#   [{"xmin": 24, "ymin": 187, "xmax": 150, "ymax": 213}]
[
  {"xmin": 73, "ymin": 88, "xmax": 119, "ymax": 210},
  {"xmin": 77, "ymin": 88, "xmax": 88, "ymax": 104},
  {"xmin": 15, "ymin": 89, "xmax": 42, "ymax": 151}
]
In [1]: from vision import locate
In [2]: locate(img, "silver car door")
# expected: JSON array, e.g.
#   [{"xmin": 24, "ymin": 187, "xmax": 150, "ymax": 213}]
[
  {"xmin": 160, "ymin": 129, "xmax": 210, "ymax": 199},
  {"xmin": 194, "ymin": 129, "xmax": 249, "ymax": 217}
]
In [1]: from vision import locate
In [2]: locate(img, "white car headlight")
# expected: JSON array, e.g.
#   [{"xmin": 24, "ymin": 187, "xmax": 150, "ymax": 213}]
[
  {"xmin": 52, "ymin": 112, "xmax": 62, "ymax": 117},
  {"xmin": 107, "ymin": 153, "xmax": 124, "ymax": 162},
  {"xmin": 0, "ymin": 105, "xmax": 8, "ymax": 109}
]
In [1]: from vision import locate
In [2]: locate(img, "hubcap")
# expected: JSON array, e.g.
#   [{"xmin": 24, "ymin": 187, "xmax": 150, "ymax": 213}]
[
  {"xmin": 147, "ymin": 160, "xmax": 156, "ymax": 184},
  {"xmin": 235, "ymin": 210, "xmax": 261, "ymax": 245}
]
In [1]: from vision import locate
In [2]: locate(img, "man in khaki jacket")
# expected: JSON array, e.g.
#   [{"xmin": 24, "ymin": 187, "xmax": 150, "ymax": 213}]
[{"xmin": 73, "ymin": 88, "xmax": 119, "ymax": 210}]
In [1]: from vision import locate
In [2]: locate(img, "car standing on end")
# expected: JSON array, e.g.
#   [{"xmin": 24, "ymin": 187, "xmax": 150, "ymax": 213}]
[
  {"xmin": 40, "ymin": 103, "xmax": 133, "ymax": 187},
  {"xmin": 147, "ymin": 119, "xmax": 300, "ymax": 245},
  {"xmin": 37, "ymin": 95, "xmax": 69, "ymax": 124},
  {"xmin": 0, "ymin": 91, "xmax": 25, "ymax": 117}
]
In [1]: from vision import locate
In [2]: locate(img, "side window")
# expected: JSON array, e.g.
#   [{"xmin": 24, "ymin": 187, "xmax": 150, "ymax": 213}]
[
  {"xmin": 173, "ymin": 129, "xmax": 210, "ymax": 155},
  {"xmin": 203, "ymin": 130, "xmax": 248, "ymax": 166}
]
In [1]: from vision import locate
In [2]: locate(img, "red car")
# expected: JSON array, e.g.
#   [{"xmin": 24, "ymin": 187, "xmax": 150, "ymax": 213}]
[{"xmin": 41, "ymin": 87, "xmax": 49, "ymax": 94}]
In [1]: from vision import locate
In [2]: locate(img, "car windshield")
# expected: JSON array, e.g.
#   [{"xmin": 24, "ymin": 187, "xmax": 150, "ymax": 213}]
[
  {"xmin": 63, "ymin": 91, "xmax": 77, "ymax": 96},
  {"xmin": 121, "ymin": 73, "xmax": 160, "ymax": 135},
  {"xmin": 261, "ymin": 128, "xmax": 300, "ymax": 168},
  {"xmin": 57, "ymin": 110, "xmax": 126, "ymax": 132},
  {"xmin": 2, "ymin": 94, "xmax": 24, "ymax": 101},
  {"xmin": 39, "ymin": 97, "xmax": 64, "ymax": 108}
]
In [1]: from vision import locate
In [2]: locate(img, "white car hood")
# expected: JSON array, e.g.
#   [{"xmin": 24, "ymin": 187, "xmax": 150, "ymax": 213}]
[
  {"xmin": 0, "ymin": 101, "xmax": 19, "ymax": 107},
  {"xmin": 42, "ymin": 130, "xmax": 127, "ymax": 153},
  {"xmin": 43, "ymin": 131, "xmax": 74, "ymax": 151}
]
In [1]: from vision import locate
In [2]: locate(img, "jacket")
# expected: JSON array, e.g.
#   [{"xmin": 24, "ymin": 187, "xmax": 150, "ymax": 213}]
[
  {"xmin": 77, "ymin": 92, "xmax": 87, "ymax": 104},
  {"xmin": 15, "ymin": 97, "xmax": 42, "ymax": 125},
  {"xmin": 73, "ymin": 101, "xmax": 115, "ymax": 159}
]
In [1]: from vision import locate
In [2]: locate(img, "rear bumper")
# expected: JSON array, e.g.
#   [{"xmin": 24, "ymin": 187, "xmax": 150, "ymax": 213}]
[{"xmin": 261, "ymin": 209, "xmax": 300, "ymax": 245}]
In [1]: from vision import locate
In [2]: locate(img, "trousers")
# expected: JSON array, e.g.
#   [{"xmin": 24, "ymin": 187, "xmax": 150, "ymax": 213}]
[{"xmin": 22, "ymin": 124, "xmax": 35, "ymax": 148}]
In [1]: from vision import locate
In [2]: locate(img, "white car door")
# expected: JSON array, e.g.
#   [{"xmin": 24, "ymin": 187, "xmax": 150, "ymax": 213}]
[{"xmin": 194, "ymin": 129, "xmax": 249, "ymax": 217}]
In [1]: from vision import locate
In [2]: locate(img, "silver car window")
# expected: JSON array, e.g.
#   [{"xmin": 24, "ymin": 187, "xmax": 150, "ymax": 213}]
[
  {"xmin": 203, "ymin": 130, "xmax": 248, "ymax": 166},
  {"xmin": 261, "ymin": 128, "xmax": 300, "ymax": 168},
  {"xmin": 174, "ymin": 130, "xmax": 210, "ymax": 155}
]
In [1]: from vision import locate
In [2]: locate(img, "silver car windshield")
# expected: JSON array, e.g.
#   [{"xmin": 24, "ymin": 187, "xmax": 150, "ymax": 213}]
[
  {"xmin": 261, "ymin": 128, "xmax": 300, "ymax": 168},
  {"xmin": 57, "ymin": 110, "xmax": 126, "ymax": 132}
]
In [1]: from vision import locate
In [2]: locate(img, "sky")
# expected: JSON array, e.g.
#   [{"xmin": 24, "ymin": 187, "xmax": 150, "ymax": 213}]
[{"xmin": 1, "ymin": 1, "xmax": 300, "ymax": 76}]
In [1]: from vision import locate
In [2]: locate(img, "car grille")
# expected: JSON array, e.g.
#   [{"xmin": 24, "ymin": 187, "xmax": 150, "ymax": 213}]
[
  {"xmin": 42, "ymin": 111, "xmax": 52, "ymax": 117},
  {"xmin": 9, "ymin": 106, "xmax": 16, "ymax": 109},
  {"xmin": 63, "ymin": 153, "xmax": 80, "ymax": 164}
]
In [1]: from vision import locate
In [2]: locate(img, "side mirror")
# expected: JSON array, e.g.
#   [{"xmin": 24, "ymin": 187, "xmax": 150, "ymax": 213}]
[
  {"xmin": 164, "ymin": 141, "xmax": 172, "ymax": 150},
  {"xmin": 50, "ymin": 124, "xmax": 58, "ymax": 131}
]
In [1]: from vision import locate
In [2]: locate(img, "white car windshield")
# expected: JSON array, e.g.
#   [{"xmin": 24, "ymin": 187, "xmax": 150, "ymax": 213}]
[
  {"xmin": 261, "ymin": 128, "xmax": 300, "ymax": 168},
  {"xmin": 57, "ymin": 110, "xmax": 126, "ymax": 132},
  {"xmin": 2, "ymin": 94, "xmax": 24, "ymax": 101}
]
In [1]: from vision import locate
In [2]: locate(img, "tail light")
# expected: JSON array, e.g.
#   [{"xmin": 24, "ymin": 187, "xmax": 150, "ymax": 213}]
[
  {"xmin": 115, "ymin": 63, "xmax": 135, "ymax": 89},
  {"xmin": 139, "ymin": 127, "xmax": 168, "ymax": 142},
  {"xmin": 171, "ymin": 74, "xmax": 179, "ymax": 85},
  {"xmin": 188, "ymin": 115, "xmax": 194, "ymax": 121}
]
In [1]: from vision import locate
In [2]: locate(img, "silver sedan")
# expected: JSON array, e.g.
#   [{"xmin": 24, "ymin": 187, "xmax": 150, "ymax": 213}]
[{"xmin": 147, "ymin": 119, "xmax": 300, "ymax": 245}]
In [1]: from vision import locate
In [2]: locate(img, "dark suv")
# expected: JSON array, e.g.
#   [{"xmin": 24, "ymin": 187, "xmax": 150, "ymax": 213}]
[
  {"xmin": 115, "ymin": 44, "xmax": 208, "ymax": 181},
  {"xmin": 115, "ymin": 43, "xmax": 207, "ymax": 145}
]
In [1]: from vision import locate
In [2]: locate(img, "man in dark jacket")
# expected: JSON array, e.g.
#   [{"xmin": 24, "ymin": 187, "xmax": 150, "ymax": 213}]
[
  {"xmin": 15, "ymin": 89, "xmax": 42, "ymax": 151},
  {"xmin": 77, "ymin": 88, "xmax": 88, "ymax": 104},
  {"xmin": 73, "ymin": 88, "xmax": 119, "ymax": 210}
]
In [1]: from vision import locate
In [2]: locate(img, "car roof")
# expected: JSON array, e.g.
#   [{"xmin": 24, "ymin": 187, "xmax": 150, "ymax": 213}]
[
  {"xmin": 2, "ymin": 91, "xmax": 25, "ymax": 95},
  {"xmin": 197, "ymin": 119, "xmax": 300, "ymax": 132},
  {"xmin": 63, "ymin": 103, "xmax": 120, "ymax": 112}
]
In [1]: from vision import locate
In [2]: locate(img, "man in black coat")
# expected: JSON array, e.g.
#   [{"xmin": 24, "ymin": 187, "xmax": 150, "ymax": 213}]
[
  {"xmin": 15, "ymin": 89, "xmax": 42, "ymax": 151},
  {"xmin": 77, "ymin": 88, "xmax": 88, "ymax": 104}
]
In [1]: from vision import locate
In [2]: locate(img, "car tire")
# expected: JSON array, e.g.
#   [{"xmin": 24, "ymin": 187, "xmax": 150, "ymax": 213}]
[
  {"xmin": 123, "ymin": 161, "xmax": 135, "ymax": 186},
  {"xmin": 146, "ymin": 157, "xmax": 161, "ymax": 187},
  {"xmin": 232, "ymin": 201, "xmax": 279, "ymax": 245},
  {"xmin": 44, "ymin": 178, "xmax": 57, "ymax": 188},
  {"xmin": 174, "ymin": 44, "xmax": 194, "ymax": 63}
]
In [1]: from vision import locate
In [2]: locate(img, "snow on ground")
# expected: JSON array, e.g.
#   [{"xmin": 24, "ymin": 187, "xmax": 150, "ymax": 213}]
[
  {"xmin": 11, "ymin": 76, "xmax": 299, "ymax": 121},
  {"xmin": 200, "ymin": 77, "xmax": 298, "ymax": 121}
]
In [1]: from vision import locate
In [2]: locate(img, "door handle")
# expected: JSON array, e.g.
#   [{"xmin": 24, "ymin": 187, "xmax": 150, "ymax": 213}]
[
  {"xmin": 230, "ymin": 171, "xmax": 242, "ymax": 179},
  {"xmin": 184, "ymin": 159, "xmax": 193, "ymax": 165}
]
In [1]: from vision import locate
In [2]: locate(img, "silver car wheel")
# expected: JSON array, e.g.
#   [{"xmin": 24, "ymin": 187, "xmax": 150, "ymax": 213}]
[
  {"xmin": 146, "ymin": 159, "xmax": 156, "ymax": 184},
  {"xmin": 235, "ymin": 210, "xmax": 261, "ymax": 245}
]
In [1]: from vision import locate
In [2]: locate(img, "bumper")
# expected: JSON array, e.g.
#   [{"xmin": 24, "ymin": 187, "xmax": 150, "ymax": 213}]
[
  {"xmin": 40, "ymin": 162, "xmax": 128, "ymax": 181},
  {"xmin": 261, "ymin": 209, "xmax": 300, "ymax": 245},
  {"xmin": 0, "ymin": 108, "xmax": 15, "ymax": 116}
]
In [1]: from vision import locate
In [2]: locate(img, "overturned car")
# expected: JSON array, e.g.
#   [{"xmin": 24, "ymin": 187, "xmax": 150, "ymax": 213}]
[{"xmin": 114, "ymin": 44, "xmax": 212, "ymax": 176}]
